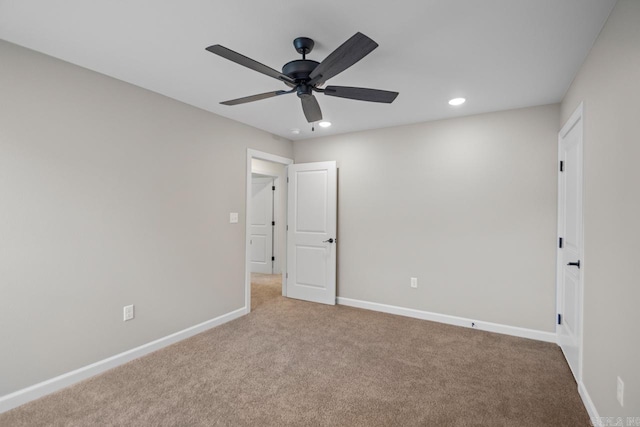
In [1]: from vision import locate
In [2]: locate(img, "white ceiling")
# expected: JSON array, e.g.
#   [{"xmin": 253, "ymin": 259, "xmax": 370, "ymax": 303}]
[{"xmin": 0, "ymin": 0, "xmax": 616, "ymax": 140}]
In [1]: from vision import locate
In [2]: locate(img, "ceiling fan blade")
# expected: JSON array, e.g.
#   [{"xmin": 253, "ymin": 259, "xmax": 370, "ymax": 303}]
[
  {"xmin": 206, "ymin": 45, "xmax": 295, "ymax": 85},
  {"xmin": 301, "ymin": 95, "xmax": 323, "ymax": 123},
  {"xmin": 323, "ymin": 86, "xmax": 399, "ymax": 103},
  {"xmin": 221, "ymin": 90, "xmax": 293, "ymax": 106},
  {"xmin": 308, "ymin": 32, "xmax": 378, "ymax": 86}
]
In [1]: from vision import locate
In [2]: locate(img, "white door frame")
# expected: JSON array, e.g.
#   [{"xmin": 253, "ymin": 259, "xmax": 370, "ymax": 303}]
[
  {"xmin": 556, "ymin": 102, "xmax": 585, "ymax": 381},
  {"xmin": 245, "ymin": 149, "xmax": 293, "ymax": 312}
]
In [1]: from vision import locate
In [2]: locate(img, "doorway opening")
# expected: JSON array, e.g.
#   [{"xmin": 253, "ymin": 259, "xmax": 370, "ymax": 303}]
[{"xmin": 245, "ymin": 149, "xmax": 293, "ymax": 313}]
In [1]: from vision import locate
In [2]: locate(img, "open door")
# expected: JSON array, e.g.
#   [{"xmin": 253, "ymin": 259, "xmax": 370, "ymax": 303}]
[
  {"xmin": 557, "ymin": 104, "xmax": 584, "ymax": 382},
  {"xmin": 286, "ymin": 161, "xmax": 337, "ymax": 305}
]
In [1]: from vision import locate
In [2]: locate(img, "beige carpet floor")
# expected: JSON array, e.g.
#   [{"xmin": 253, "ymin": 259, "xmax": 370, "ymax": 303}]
[{"xmin": 1, "ymin": 273, "xmax": 589, "ymax": 426}]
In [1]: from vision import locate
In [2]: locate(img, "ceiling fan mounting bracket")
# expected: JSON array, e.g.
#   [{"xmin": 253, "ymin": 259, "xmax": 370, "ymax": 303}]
[{"xmin": 293, "ymin": 37, "xmax": 315, "ymax": 56}]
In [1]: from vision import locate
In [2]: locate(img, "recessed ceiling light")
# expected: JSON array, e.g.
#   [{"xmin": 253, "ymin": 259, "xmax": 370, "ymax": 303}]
[
  {"xmin": 290, "ymin": 128, "xmax": 300, "ymax": 134},
  {"xmin": 318, "ymin": 121, "xmax": 332, "ymax": 128},
  {"xmin": 448, "ymin": 97, "xmax": 466, "ymax": 106}
]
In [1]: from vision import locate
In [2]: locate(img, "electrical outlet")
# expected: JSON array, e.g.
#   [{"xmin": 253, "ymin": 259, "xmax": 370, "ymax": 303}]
[
  {"xmin": 123, "ymin": 305, "xmax": 134, "ymax": 322},
  {"xmin": 229, "ymin": 212, "xmax": 239, "ymax": 223},
  {"xmin": 617, "ymin": 376, "xmax": 624, "ymax": 407},
  {"xmin": 410, "ymin": 277, "xmax": 418, "ymax": 288}
]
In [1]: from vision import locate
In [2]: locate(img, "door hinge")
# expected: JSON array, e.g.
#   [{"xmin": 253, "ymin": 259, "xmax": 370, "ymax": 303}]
[
  {"xmin": 287, "ymin": 177, "xmax": 289, "ymax": 183},
  {"xmin": 272, "ymin": 221, "xmax": 275, "ymax": 226},
  {"xmin": 286, "ymin": 225, "xmax": 288, "ymax": 231},
  {"xmin": 557, "ymin": 314, "xmax": 562, "ymax": 325},
  {"xmin": 559, "ymin": 161, "xmax": 564, "ymax": 172},
  {"xmin": 286, "ymin": 273, "xmax": 288, "ymax": 278},
  {"xmin": 271, "ymin": 256, "xmax": 275, "ymax": 261},
  {"xmin": 559, "ymin": 237, "xmax": 563, "ymax": 248},
  {"xmin": 272, "ymin": 186, "xmax": 275, "ymax": 191}
]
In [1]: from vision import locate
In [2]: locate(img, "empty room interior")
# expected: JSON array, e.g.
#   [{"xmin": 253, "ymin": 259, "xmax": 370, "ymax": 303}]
[{"xmin": 1, "ymin": 0, "xmax": 639, "ymax": 425}]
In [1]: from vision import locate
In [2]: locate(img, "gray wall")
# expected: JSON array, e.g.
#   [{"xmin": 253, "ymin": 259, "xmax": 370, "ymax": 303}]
[
  {"xmin": 0, "ymin": 40, "xmax": 292, "ymax": 396},
  {"xmin": 561, "ymin": 0, "xmax": 640, "ymax": 416},
  {"xmin": 294, "ymin": 104, "xmax": 559, "ymax": 332}
]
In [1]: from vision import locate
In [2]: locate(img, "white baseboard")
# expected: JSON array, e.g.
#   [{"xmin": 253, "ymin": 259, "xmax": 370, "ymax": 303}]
[
  {"xmin": 0, "ymin": 306, "xmax": 248, "ymax": 414},
  {"xmin": 337, "ymin": 297, "xmax": 557, "ymax": 343},
  {"xmin": 579, "ymin": 381, "xmax": 601, "ymax": 426}
]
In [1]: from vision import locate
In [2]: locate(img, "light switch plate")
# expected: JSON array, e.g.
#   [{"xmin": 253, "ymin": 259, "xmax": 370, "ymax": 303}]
[{"xmin": 229, "ymin": 212, "xmax": 238, "ymax": 223}]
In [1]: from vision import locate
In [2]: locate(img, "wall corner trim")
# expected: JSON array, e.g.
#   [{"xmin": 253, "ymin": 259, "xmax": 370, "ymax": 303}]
[
  {"xmin": 578, "ymin": 381, "xmax": 601, "ymax": 426},
  {"xmin": 337, "ymin": 297, "xmax": 557, "ymax": 343},
  {"xmin": 0, "ymin": 306, "xmax": 248, "ymax": 414}
]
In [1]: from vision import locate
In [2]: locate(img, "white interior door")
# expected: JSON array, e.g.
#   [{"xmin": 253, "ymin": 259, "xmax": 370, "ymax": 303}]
[
  {"xmin": 557, "ymin": 104, "xmax": 584, "ymax": 381},
  {"xmin": 287, "ymin": 161, "xmax": 337, "ymax": 305},
  {"xmin": 250, "ymin": 177, "xmax": 274, "ymax": 274}
]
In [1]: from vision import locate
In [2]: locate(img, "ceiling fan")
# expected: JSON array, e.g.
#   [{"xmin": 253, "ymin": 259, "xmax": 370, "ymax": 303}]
[{"xmin": 205, "ymin": 32, "xmax": 399, "ymax": 123}]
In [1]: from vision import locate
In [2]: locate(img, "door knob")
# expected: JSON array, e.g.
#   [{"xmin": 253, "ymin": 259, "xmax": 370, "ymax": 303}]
[
  {"xmin": 567, "ymin": 260, "xmax": 581, "ymax": 268},
  {"xmin": 323, "ymin": 238, "xmax": 334, "ymax": 243}
]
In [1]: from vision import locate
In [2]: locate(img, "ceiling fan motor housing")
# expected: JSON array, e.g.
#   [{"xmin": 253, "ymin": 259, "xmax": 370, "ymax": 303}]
[{"xmin": 282, "ymin": 60, "xmax": 320, "ymax": 82}]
